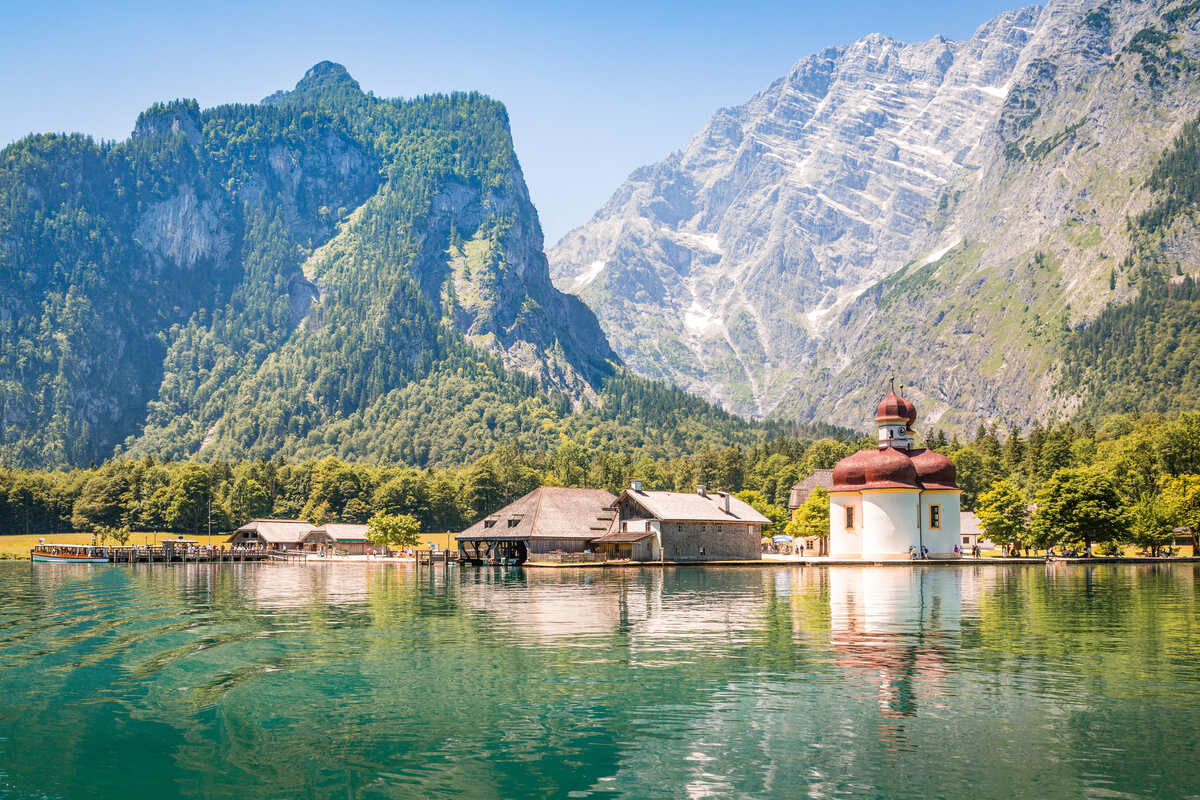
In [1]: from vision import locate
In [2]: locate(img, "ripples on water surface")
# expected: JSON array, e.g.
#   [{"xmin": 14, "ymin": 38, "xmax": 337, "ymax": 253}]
[{"xmin": 0, "ymin": 563, "xmax": 1197, "ymax": 799}]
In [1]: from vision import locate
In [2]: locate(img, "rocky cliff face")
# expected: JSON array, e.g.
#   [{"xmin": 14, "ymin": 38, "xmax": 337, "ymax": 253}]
[{"xmin": 551, "ymin": 0, "xmax": 1200, "ymax": 432}]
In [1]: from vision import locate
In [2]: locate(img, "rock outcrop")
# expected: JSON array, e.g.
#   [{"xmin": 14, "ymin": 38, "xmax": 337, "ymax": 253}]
[{"xmin": 551, "ymin": 0, "xmax": 1200, "ymax": 432}]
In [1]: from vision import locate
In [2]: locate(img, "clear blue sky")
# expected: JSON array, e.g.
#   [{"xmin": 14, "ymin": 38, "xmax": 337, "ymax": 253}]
[{"xmin": 1, "ymin": 0, "xmax": 1024, "ymax": 244}]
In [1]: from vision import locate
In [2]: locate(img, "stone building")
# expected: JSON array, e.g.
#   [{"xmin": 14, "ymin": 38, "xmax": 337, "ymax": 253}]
[{"xmin": 597, "ymin": 482, "xmax": 769, "ymax": 562}]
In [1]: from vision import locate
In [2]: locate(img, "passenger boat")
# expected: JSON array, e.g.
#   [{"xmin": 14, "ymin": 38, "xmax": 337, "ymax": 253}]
[{"xmin": 31, "ymin": 544, "xmax": 110, "ymax": 563}]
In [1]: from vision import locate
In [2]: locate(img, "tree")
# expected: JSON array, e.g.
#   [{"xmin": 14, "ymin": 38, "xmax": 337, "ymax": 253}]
[
  {"xmin": 803, "ymin": 439, "xmax": 851, "ymax": 472},
  {"xmin": 1159, "ymin": 473, "xmax": 1200, "ymax": 531},
  {"xmin": 97, "ymin": 524, "xmax": 131, "ymax": 546},
  {"xmin": 373, "ymin": 471, "xmax": 429, "ymax": 518},
  {"xmin": 366, "ymin": 513, "xmax": 422, "ymax": 551},
  {"xmin": 167, "ymin": 464, "xmax": 211, "ymax": 533},
  {"xmin": 952, "ymin": 447, "xmax": 994, "ymax": 510},
  {"xmin": 71, "ymin": 471, "xmax": 130, "ymax": 531},
  {"xmin": 976, "ymin": 480, "xmax": 1030, "ymax": 553},
  {"xmin": 1128, "ymin": 497, "xmax": 1173, "ymax": 556},
  {"xmin": 785, "ymin": 487, "xmax": 829, "ymax": 547},
  {"xmin": 228, "ymin": 476, "xmax": 269, "ymax": 523},
  {"xmin": 1031, "ymin": 469, "xmax": 1128, "ymax": 552},
  {"xmin": 463, "ymin": 459, "xmax": 503, "ymax": 520},
  {"xmin": 734, "ymin": 490, "xmax": 788, "ymax": 531}
]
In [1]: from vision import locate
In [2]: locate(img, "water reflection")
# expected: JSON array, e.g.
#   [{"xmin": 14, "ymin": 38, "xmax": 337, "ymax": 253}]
[{"xmin": 0, "ymin": 563, "xmax": 1198, "ymax": 799}]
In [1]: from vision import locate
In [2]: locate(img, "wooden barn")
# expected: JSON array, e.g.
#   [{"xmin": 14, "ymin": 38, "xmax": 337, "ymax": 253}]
[{"xmin": 456, "ymin": 487, "xmax": 617, "ymax": 564}]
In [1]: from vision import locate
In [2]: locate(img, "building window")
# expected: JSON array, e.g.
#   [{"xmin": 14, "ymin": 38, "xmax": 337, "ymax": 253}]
[
  {"xmin": 930, "ymin": 505, "xmax": 941, "ymax": 530},
  {"xmin": 962, "ymin": 536, "xmax": 970, "ymax": 545},
  {"xmin": 483, "ymin": 520, "xmax": 496, "ymax": 528},
  {"xmin": 845, "ymin": 506, "xmax": 855, "ymax": 529},
  {"xmin": 507, "ymin": 519, "xmax": 519, "ymax": 528}
]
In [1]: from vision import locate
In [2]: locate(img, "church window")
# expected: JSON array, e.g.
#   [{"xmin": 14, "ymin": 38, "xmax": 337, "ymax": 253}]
[
  {"xmin": 845, "ymin": 506, "xmax": 855, "ymax": 529},
  {"xmin": 930, "ymin": 505, "xmax": 941, "ymax": 530}
]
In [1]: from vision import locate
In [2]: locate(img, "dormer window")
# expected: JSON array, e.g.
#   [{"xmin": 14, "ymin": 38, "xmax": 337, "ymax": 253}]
[
  {"xmin": 507, "ymin": 518, "xmax": 520, "ymax": 528},
  {"xmin": 483, "ymin": 520, "xmax": 496, "ymax": 528}
]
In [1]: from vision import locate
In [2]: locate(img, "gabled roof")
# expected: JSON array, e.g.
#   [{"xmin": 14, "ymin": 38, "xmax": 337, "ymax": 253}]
[
  {"xmin": 306, "ymin": 523, "xmax": 370, "ymax": 542},
  {"xmin": 788, "ymin": 470, "xmax": 834, "ymax": 509},
  {"xmin": 457, "ymin": 487, "xmax": 617, "ymax": 542},
  {"xmin": 615, "ymin": 490, "xmax": 770, "ymax": 525},
  {"xmin": 231, "ymin": 519, "xmax": 312, "ymax": 543}
]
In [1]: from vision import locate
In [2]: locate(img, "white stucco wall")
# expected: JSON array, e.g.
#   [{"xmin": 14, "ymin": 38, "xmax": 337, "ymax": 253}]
[
  {"xmin": 920, "ymin": 491, "xmax": 961, "ymax": 557},
  {"xmin": 829, "ymin": 488, "xmax": 964, "ymax": 559},
  {"xmin": 862, "ymin": 490, "xmax": 921, "ymax": 558},
  {"xmin": 829, "ymin": 493, "xmax": 863, "ymax": 557}
]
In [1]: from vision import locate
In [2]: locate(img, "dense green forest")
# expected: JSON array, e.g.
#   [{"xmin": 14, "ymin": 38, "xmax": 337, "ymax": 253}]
[
  {"xmin": 5, "ymin": 409, "xmax": 1200, "ymax": 556},
  {"xmin": 0, "ymin": 428, "xmax": 861, "ymax": 536},
  {"xmin": 0, "ymin": 62, "xmax": 648, "ymax": 469},
  {"xmin": 1058, "ymin": 111, "xmax": 1200, "ymax": 419}
]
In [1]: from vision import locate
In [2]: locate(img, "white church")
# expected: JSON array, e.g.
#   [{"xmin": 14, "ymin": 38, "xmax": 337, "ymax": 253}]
[{"xmin": 829, "ymin": 388, "xmax": 962, "ymax": 559}]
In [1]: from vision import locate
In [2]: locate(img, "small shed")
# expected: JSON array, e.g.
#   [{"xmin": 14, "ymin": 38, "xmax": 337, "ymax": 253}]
[
  {"xmin": 592, "ymin": 528, "xmax": 657, "ymax": 561},
  {"xmin": 959, "ymin": 512, "xmax": 994, "ymax": 551},
  {"xmin": 302, "ymin": 523, "xmax": 371, "ymax": 555},
  {"xmin": 227, "ymin": 519, "xmax": 312, "ymax": 550}
]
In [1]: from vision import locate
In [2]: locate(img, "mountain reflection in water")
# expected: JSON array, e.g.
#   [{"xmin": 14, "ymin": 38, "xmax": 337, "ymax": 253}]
[{"xmin": 0, "ymin": 562, "xmax": 1197, "ymax": 799}]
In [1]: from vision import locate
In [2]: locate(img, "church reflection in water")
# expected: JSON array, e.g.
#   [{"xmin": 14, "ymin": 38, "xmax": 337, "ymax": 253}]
[
  {"xmin": 162, "ymin": 559, "xmax": 978, "ymax": 749},
  {"xmin": 827, "ymin": 566, "xmax": 980, "ymax": 749}
]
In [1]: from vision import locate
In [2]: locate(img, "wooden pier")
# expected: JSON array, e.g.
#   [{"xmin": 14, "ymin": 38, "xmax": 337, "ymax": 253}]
[{"xmin": 103, "ymin": 545, "xmax": 270, "ymax": 564}]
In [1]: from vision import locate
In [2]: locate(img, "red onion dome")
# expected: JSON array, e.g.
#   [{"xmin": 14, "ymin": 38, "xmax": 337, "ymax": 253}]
[
  {"xmin": 910, "ymin": 448, "xmax": 958, "ymax": 490},
  {"xmin": 831, "ymin": 449, "xmax": 873, "ymax": 490},
  {"xmin": 875, "ymin": 392, "xmax": 917, "ymax": 425},
  {"xmin": 832, "ymin": 447, "xmax": 919, "ymax": 491}
]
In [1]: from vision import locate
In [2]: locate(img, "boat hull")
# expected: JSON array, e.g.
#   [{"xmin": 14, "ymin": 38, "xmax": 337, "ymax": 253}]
[{"xmin": 31, "ymin": 554, "xmax": 109, "ymax": 564}]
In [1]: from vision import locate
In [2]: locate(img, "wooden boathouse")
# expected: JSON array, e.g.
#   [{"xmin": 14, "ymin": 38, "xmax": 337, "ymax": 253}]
[
  {"xmin": 227, "ymin": 519, "xmax": 312, "ymax": 551},
  {"xmin": 456, "ymin": 487, "xmax": 616, "ymax": 564}
]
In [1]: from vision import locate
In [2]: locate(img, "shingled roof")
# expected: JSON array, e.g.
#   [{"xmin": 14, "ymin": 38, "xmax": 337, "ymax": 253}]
[
  {"xmin": 614, "ymin": 489, "xmax": 770, "ymax": 525},
  {"xmin": 456, "ymin": 487, "xmax": 617, "ymax": 542},
  {"xmin": 230, "ymin": 519, "xmax": 312, "ymax": 544},
  {"xmin": 788, "ymin": 470, "xmax": 834, "ymax": 509}
]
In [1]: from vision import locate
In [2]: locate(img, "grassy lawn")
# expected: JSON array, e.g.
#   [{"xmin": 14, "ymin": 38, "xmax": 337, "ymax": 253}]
[{"xmin": 0, "ymin": 532, "xmax": 231, "ymax": 559}]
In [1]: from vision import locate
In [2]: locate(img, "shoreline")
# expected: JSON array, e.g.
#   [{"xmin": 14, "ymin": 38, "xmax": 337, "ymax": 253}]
[{"xmin": 522, "ymin": 555, "xmax": 1200, "ymax": 568}]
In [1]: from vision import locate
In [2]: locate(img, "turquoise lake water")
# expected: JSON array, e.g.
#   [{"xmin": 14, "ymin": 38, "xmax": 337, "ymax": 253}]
[{"xmin": 0, "ymin": 562, "xmax": 1197, "ymax": 799}]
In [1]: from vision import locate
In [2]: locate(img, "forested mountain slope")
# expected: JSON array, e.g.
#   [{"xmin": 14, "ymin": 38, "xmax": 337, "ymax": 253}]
[{"xmin": 0, "ymin": 63, "xmax": 776, "ymax": 468}]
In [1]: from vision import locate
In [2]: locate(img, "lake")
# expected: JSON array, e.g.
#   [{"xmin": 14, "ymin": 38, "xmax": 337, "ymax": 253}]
[{"xmin": 0, "ymin": 562, "xmax": 1197, "ymax": 799}]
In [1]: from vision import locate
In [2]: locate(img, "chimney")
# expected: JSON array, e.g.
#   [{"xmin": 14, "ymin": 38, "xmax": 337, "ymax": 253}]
[
  {"xmin": 631, "ymin": 479, "xmax": 643, "ymax": 492},
  {"xmin": 696, "ymin": 485, "xmax": 707, "ymax": 497},
  {"xmin": 723, "ymin": 493, "xmax": 731, "ymax": 514}
]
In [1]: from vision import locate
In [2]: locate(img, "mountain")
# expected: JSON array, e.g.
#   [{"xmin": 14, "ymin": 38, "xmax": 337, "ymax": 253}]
[
  {"xmin": 0, "ymin": 63, "xmax": 766, "ymax": 468},
  {"xmin": 549, "ymin": 0, "xmax": 1200, "ymax": 433}
]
